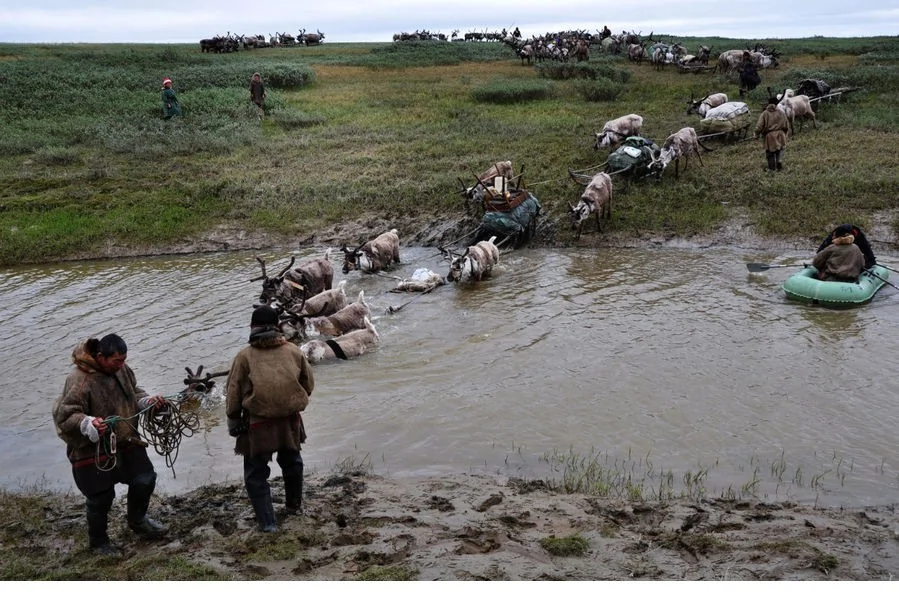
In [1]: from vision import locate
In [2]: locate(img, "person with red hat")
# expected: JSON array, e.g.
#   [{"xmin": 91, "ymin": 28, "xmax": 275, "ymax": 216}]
[{"xmin": 161, "ymin": 77, "xmax": 181, "ymax": 120}]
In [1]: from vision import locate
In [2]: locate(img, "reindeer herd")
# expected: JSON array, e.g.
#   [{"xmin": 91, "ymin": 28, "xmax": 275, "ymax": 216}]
[
  {"xmin": 199, "ymin": 28, "xmax": 325, "ymax": 53},
  {"xmin": 251, "ymin": 227, "xmax": 501, "ymax": 365}
]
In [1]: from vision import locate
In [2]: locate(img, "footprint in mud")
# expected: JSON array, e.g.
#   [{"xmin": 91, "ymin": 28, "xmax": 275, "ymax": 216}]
[
  {"xmin": 475, "ymin": 493, "xmax": 503, "ymax": 512},
  {"xmin": 496, "ymin": 511, "xmax": 537, "ymax": 528},
  {"xmin": 428, "ymin": 495, "xmax": 455, "ymax": 512},
  {"xmin": 454, "ymin": 527, "xmax": 502, "ymax": 554}
]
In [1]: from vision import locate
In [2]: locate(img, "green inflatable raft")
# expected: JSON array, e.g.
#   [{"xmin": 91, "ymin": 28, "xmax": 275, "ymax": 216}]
[{"xmin": 782, "ymin": 265, "xmax": 889, "ymax": 307}]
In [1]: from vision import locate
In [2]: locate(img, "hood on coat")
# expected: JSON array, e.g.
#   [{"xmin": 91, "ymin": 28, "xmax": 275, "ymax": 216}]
[{"xmin": 71, "ymin": 339, "xmax": 102, "ymax": 374}]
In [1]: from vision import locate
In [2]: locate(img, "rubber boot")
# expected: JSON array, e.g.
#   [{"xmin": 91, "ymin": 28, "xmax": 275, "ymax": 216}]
[
  {"xmin": 776, "ymin": 149, "xmax": 784, "ymax": 171},
  {"xmin": 283, "ymin": 473, "xmax": 303, "ymax": 515},
  {"xmin": 277, "ymin": 450, "xmax": 304, "ymax": 515},
  {"xmin": 249, "ymin": 491, "xmax": 278, "ymax": 532},
  {"xmin": 765, "ymin": 152, "xmax": 776, "ymax": 172},
  {"xmin": 86, "ymin": 488, "xmax": 119, "ymax": 555},
  {"xmin": 127, "ymin": 472, "xmax": 167, "ymax": 537}
]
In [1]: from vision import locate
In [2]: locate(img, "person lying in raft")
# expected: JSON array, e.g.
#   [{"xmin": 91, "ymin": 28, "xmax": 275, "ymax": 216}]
[
  {"xmin": 816, "ymin": 224, "xmax": 876, "ymax": 269},
  {"xmin": 812, "ymin": 225, "xmax": 866, "ymax": 282}
]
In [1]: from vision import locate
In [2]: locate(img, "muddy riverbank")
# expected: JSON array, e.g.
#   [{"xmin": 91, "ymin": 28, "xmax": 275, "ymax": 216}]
[{"xmin": 5, "ymin": 471, "xmax": 899, "ymax": 580}]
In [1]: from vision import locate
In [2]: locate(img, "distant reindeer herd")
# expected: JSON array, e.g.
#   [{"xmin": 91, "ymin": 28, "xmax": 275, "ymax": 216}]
[
  {"xmin": 198, "ymin": 25, "xmax": 781, "ymax": 84},
  {"xmin": 199, "ymin": 28, "xmax": 325, "ymax": 53}
]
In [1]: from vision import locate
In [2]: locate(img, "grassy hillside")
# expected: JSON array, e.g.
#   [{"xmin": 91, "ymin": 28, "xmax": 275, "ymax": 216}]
[{"xmin": 0, "ymin": 36, "xmax": 897, "ymax": 265}]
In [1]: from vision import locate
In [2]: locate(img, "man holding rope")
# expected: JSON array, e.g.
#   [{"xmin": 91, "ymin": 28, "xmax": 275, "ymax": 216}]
[{"xmin": 53, "ymin": 334, "xmax": 169, "ymax": 556}]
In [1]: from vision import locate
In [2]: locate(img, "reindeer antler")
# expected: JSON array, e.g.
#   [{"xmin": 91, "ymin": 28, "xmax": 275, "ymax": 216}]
[
  {"xmin": 183, "ymin": 365, "xmax": 229, "ymax": 393},
  {"xmin": 251, "ymin": 256, "xmax": 268, "ymax": 281},
  {"xmin": 275, "ymin": 256, "xmax": 296, "ymax": 279}
]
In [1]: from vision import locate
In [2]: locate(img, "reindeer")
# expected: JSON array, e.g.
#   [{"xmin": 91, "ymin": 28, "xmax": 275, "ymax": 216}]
[
  {"xmin": 254, "ymin": 249, "xmax": 334, "ymax": 308},
  {"xmin": 459, "ymin": 160, "xmax": 515, "ymax": 211},
  {"xmin": 300, "ymin": 290, "xmax": 371, "ymax": 339},
  {"xmin": 627, "ymin": 43, "xmax": 645, "ymax": 63},
  {"xmin": 680, "ymin": 45, "xmax": 711, "ymax": 66},
  {"xmin": 594, "ymin": 114, "xmax": 644, "ymax": 150},
  {"xmin": 303, "ymin": 29, "xmax": 325, "ymax": 45},
  {"xmin": 686, "ymin": 92, "xmax": 728, "ymax": 117},
  {"xmin": 341, "ymin": 229, "xmax": 400, "ymax": 274},
  {"xmin": 717, "ymin": 48, "xmax": 779, "ymax": 74},
  {"xmin": 573, "ymin": 38, "xmax": 590, "ymax": 62},
  {"xmin": 649, "ymin": 127, "xmax": 704, "ymax": 180},
  {"xmin": 568, "ymin": 172, "xmax": 612, "ymax": 238},
  {"xmin": 300, "ymin": 316, "xmax": 380, "ymax": 363},
  {"xmin": 772, "ymin": 87, "xmax": 817, "ymax": 135},
  {"xmin": 290, "ymin": 280, "xmax": 348, "ymax": 317},
  {"xmin": 444, "ymin": 236, "xmax": 500, "ymax": 283}
]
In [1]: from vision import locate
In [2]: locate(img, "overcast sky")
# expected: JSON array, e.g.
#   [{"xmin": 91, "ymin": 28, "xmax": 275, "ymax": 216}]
[{"xmin": 1, "ymin": 1, "xmax": 896, "ymax": 43}]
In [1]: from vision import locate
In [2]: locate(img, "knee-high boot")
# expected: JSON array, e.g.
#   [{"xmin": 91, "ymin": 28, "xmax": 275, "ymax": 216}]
[
  {"xmin": 127, "ymin": 472, "xmax": 167, "ymax": 537},
  {"xmin": 765, "ymin": 151, "xmax": 777, "ymax": 171},
  {"xmin": 245, "ymin": 454, "xmax": 278, "ymax": 532},
  {"xmin": 85, "ymin": 488, "xmax": 117, "ymax": 553},
  {"xmin": 277, "ymin": 450, "xmax": 304, "ymax": 514},
  {"xmin": 249, "ymin": 490, "xmax": 277, "ymax": 532},
  {"xmin": 284, "ymin": 473, "xmax": 303, "ymax": 513}
]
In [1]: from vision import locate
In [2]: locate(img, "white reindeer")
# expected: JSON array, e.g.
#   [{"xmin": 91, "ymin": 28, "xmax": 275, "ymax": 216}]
[
  {"xmin": 686, "ymin": 92, "xmax": 728, "ymax": 117},
  {"xmin": 594, "ymin": 114, "xmax": 643, "ymax": 150},
  {"xmin": 445, "ymin": 236, "xmax": 500, "ymax": 283},
  {"xmin": 300, "ymin": 317, "xmax": 380, "ymax": 363},
  {"xmin": 568, "ymin": 172, "xmax": 612, "ymax": 238},
  {"xmin": 649, "ymin": 127, "xmax": 704, "ymax": 180},
  {"xmin": 773, "ymin": 87, "xmax": 817, "ymax": 135},
  {"xmin": 292, "ymin": 280, "xmax": 348, "ymax": 317}
]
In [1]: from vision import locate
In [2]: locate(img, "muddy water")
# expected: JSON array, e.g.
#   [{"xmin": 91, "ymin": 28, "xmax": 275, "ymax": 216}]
[{"xmin": 3, "ymin": 246, "xmax": 898, "ymax": 506}]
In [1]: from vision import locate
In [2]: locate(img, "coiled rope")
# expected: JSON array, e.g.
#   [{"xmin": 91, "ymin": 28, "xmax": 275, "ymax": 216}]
[{"xmin": 93, "ymin": 392, "xmax": 203, "ymax": 478}]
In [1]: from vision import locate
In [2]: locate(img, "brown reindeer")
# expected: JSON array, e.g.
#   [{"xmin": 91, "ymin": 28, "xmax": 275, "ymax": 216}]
[
  {"xmin": 341, "ymin": 229, "xmax": 400, "ymax": 274},
  {"xmin": 254, "ymin": 249, "xmax": 334, "ymax": 307}
]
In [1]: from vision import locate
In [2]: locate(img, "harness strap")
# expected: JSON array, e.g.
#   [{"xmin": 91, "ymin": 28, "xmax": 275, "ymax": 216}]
[{"xmin": 326, "ymin": 339, "xmax": 350, "ymax": 360}]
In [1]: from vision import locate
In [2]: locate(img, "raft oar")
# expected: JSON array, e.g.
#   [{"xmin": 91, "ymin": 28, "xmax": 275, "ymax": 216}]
[
  {"xmin": 866, "ymin": 270, "xmax": 899, "ymax": 292},
  {"xmin": 746, "ymin": 262, "xmax": 808, "ymax": 273},
  {"xmin": 874, "ymin": 263, "xmax": 899, "ymax": 275}
]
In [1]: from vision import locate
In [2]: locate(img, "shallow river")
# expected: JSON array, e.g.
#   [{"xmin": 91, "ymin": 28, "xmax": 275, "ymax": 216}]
[{"xmin": 3, "ymin": 245, "xmax": 898, "ymax": 507}]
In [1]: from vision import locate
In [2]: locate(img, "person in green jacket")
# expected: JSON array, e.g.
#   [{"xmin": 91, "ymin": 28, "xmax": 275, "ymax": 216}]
[{"xmin": 161, "ymin": 78, "xmax": 181, "ymax": 119}]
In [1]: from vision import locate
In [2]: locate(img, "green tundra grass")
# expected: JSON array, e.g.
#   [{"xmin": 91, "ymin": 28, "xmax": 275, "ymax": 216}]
[{"xmin": 0, "ymin": 36, "xmax": 897, "ymax": 266}]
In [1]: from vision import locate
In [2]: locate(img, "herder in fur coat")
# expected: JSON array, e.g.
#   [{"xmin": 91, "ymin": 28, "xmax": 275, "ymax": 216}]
[
  {"xmin": 754, "ymin": 95, "xmax": 790, "ymax": 172},
  {"xmin": 226, "ymin": 305, "xmax": 314, "ymax": 532},
  {"xmin": 812, "ymin": 225, "xmax": 867, "ymax": 281},
  {"xmin": 53, "ymin": 334, "xmax": 168, "ymax": 555}
]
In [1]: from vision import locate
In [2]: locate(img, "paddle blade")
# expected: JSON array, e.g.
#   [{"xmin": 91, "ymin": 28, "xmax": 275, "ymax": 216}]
[{"xmin": 746, "ymin": 263, "xmax": 806, "ymax": 273}]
